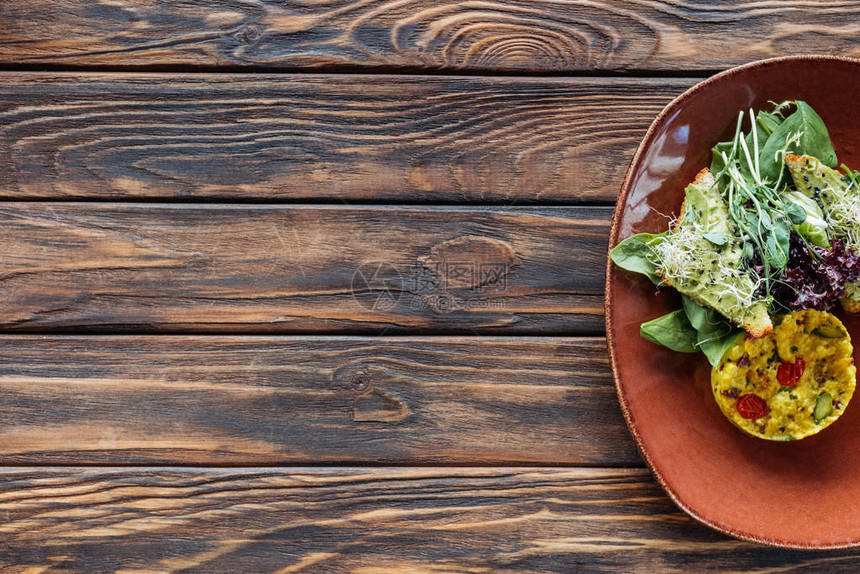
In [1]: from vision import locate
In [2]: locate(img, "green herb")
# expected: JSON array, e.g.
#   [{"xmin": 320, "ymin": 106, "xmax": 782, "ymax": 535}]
[
  {"xmin": 770, "ymin": 218, "xmax": 791, "ymax": 270},
  {"xmin": 769, "ymin": 346, "xmax": 781, "ymax": 363},
  {"xmin": 702, "ymin": 231, "xmax": 729, "ymax": 246},
  {"xmin": 710, "ymin": 141, "xmax": 735, "ymax": 177},
  {"xmin": 640, "ymin": 310, "xmax": 699, "ymax": 353},
  {"xmin": 709, "ymin": 102, "xmax": 835, "ymax": 300},
  {"xmin": 609, "ymin": 232, "xmax": 666, "ymax": 285},
  {"xmin": 685, "ymin": 208, "xmax": 698, "ymax": 224},
  {"xmin": 843, "ymin": 165, "xmax": 860, "ymax": 189},
  {"xmin": 783, "ymin": 190, "xmax": 830, "ymax": 247},
  {"xmin": 785, "ymin": 203, "xmax": 807, "ymax": 224}
]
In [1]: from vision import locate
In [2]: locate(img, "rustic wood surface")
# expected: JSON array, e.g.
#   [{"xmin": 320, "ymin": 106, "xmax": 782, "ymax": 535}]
[
  {"xmin": 3, "ymin": 0, "xmax": 859, "ymax": 569},
  {"xmin": 0, "ymin": 335, "xmax": 638, "ymax": 465},
  {"xmin": 3, "ymin": 467, "xmax": 860, "ymax": 573},
  {"xmin": 2, "ymin": 1, "xmax": 860, "ymax": 73},
  {"xmin": 0, "ymin": 204, "xmax": 609, "ymax": 334},
  {"xmin": 0, "ymin": 73, "xmax": 689, "ymax": 202}
]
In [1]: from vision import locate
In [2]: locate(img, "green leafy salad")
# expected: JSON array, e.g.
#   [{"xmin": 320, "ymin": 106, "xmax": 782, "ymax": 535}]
[{"xmin": 610, "ymin": 101, "xmax": 860, "ymax": 366}]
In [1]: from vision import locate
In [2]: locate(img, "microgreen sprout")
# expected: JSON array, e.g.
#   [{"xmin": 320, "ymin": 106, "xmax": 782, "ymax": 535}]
[
  {"xmin": 770, "ymin": 100, "xmax": 794, "ymax": 116},
  {"xmin": 653, "ymin": 217, "xmax": 764, "ymax": 316},
  {"xmin": 710, "ymin": 108, "xmax": 804, "ymax": 302},
  {"xmin": 822, "ymin": 177, "xmax": 860, "ymax": 252}
]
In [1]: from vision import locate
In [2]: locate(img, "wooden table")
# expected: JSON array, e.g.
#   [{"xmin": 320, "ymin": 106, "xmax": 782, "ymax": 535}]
[{"xmin": 1, "ymin": 2, "xmax": 859, "ymax": 571}]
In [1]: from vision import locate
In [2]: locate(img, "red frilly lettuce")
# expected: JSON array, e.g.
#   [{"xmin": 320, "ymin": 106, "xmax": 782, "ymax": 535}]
[{"xmin": 765, "ymin": 235, "xmax": 860, "ymax": 310}]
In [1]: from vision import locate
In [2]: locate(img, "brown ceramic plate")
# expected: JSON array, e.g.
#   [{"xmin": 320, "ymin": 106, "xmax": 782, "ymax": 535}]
[{"xmin": 606, "ymin": 56, "xmax": 860, "ymax": 549}]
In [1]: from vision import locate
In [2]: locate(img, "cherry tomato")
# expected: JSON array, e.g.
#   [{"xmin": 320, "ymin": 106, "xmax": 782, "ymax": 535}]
[
  {"xmin": 777, "ymin": 358, "xmax": 806, "ymax": 387},
  {"xmin": 777, "ymin": 362, "xmax": 794, "ymax": 386},
  {"xmin": 736, "ymin": 394, "xmax": 768, "ymax": 420},
  {"xmin": 795, "ymin": 358, "xmax": 806, "ymax": 378}
]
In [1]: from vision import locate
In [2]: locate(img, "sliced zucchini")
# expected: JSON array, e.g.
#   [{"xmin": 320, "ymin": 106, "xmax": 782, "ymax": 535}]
[
  {"xmin": 811, "ymin": 325, "xmax": 847, "ymax": 339},
  {"xmin": 813, "ymin": 392, "xmax": 833, "ymax": 424}
]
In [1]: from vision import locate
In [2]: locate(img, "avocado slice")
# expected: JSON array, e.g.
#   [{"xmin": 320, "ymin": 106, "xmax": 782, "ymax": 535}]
[
  {"xmin": 785, "ymin": 154, "xmax": 860, "ymax": 313},
  {"xmin": 785, "ymin": 154, "xmax": 849, "ymax": 207},
  {"xmin": 657, "ymin": 169, "xmax": 772, "ymax": 337}
]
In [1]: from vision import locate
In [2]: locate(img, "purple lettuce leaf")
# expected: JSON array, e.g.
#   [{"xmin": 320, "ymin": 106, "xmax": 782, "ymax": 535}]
[{"xmin": 761, "ymin": 235, "xmax": 860, "ymax": 310}]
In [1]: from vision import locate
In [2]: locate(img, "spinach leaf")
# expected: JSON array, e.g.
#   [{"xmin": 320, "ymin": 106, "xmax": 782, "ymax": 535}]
[
  {"xmin": 756, "ymin": 111, "xmax": 784, "ymax": 136},
  {"xmin": 680, "ymin": 294, "xmax": 709, "ymax": 332},
  {"xmin": 640, "ymin": 310, "xmax": 699, "ymax": 353},
  {"xmin": 759, "ymin": 101, "xmax": 837, "ymax": 182},
  {"xmin": 681, "ymin": 295, "xmax": 743, "ymax": 367},
  {"xmin": 701, "ymin": 330, "xmax": 744, "ymax": 367},
  {"xmin": 609, "ymin": 232, "xmax": 665, "ymax": 285}
]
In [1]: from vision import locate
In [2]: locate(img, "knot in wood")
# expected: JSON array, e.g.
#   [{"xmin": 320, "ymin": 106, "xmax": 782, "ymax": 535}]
[
  {"xmin": 420, "ymin": 236, "xmax": 516, "ymax": 290},
  {"xmin": 350, "ymin": 373, "xmax": 371, "ymax": 391},
  {"xmin": 236, "ymin": 24, "xmax": 263, "ymax": 44}
]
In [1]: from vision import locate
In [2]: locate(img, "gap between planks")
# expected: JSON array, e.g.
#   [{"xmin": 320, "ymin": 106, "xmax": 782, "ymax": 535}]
[{"xmin": 0, "ymin": 63, "xmax": 717, "ymax": 79}]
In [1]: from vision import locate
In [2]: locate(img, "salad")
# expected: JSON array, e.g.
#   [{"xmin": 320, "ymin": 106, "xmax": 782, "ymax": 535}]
[{"xmin": 611, "ymin": 101, "xmax": 860, "ymax": 365}]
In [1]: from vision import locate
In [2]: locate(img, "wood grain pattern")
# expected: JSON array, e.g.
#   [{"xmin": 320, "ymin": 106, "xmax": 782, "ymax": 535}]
[
  {"xmin": 2, "ymin": 1, "xmax": 860, "ymax": 73},
  {"xmin": 0, "ymin": 73, "xmax": 687, "ymax": 202},
  {"xmin": 0, "ymin": 203, "xmax": 610, "ymax": 334},
  {"xmin": 0, "ymin": 335, "xmax": 638, "ymax": 465},
  {"xmin": 3, "ymin": 467, "xmax": 860, "ymax": 572},
  {"xmin": 5, "ymin": 4, "xmax": 851, "ymax": 569}
]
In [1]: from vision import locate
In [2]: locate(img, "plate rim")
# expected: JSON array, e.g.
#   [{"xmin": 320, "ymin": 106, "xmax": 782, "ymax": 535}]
[{"xmin": 605, "ymin": 54, "xmax": 860, "ymax": 550}]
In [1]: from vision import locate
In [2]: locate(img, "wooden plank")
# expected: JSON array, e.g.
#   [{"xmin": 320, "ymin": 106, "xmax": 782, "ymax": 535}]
[
  {"xmin": 2, "ymin": 1, "xmax": 859, "ymax": 73},
  {"xmin": 0, "ymin": 204, "xmax": 610, "ymax": 334},
  {"xmin": 0, "ymin": 336, "xmax": 638, "ymax": 465},
  {"xmin": 0, "ymin": 73, "xmax": 688, "ymax": 201},
  {"xmin": 2, "ymin": 467, "xmax": 858, "ymax": 571}
]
